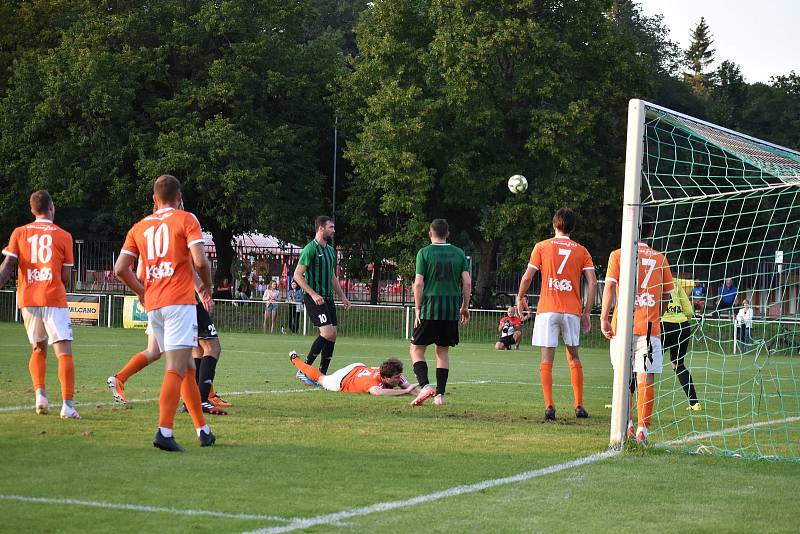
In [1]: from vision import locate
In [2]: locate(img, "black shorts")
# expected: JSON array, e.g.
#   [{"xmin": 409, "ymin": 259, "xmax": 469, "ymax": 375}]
[
  {"xmin": 411, "ymin": 320, "xmax": 460, "ymax": 347},
  {"xmin": 304, "ymin": 294, "xmax": 337, "ymax": 327},
  {"xmin": 196, "ymin": 303, "xmax": 218, "ymax": 339},
  {"xmin": 499, "ymin": 334, "xmax": 515, "ymax": 348}
]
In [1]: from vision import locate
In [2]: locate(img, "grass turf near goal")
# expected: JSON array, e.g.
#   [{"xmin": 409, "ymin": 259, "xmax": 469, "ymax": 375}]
[{"xmin": 1, "ymin": 325, "xmax": 799, "ymax": 532}]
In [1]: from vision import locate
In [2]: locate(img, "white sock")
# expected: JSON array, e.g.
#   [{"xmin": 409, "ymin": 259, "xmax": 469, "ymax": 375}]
[
  {"xmin": 196, "ymin": 424, "xmax": 210, "ymax": 436},
  {"xmin": 63, "ymin": 400, "xmax": 74, "ymax": 409},
  {"xmin": 159, "ymin": 427, "xmax": 173, "ymax": 438},
  {"xmin": 35, "ymin": 388, "xmax": 47, "ymax": 398}
]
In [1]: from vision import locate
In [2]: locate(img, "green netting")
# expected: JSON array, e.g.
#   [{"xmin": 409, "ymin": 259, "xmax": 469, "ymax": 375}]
[{"xmin": 638, "ymin": 104, "xmax": 800, "ymax": 461}]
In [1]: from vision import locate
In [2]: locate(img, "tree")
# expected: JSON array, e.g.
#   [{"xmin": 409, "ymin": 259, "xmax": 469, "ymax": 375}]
[
  {"xmin": 337, "ymin": 0, "xmax": 668, "ymax": 307},
  {"xmin": 684, "ymin": 17, "xmax": 716, "ymax": 95},
  {"xmin": 0, "ymin": 1, "xmax": 345, "ymax": 282},
  {"xmin": 709, "ymin": 60, "xmax": 747, "ymax": 127}
]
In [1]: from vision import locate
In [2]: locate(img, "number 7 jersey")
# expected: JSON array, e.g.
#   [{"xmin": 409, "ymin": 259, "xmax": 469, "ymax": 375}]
[
  {"xmin": 528, "ymin": 237, "xmax": 594, "ymax": 316},
  {"xmin": 2, "ymin": 219, "xmax": 73, "ymax": 308},
  {"xmin": 121, "ymin": 207, "xmax": 204, "ymax": 311}
]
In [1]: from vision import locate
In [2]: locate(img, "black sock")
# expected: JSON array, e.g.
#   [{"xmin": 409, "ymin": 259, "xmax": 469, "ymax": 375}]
[
  {"xmin": 435, "ymin": 368, "xmax": 449, "ymax": 396},
  {"xmin": 675, "ymin": 364, "xmax": 698, "ymax": 404},
  {"xmin": 413, "ymin": 361, "xmax": 429, "ymax": 387},
  {"xmin": 320, "ymin": 339, "xmax": 335, "ymax": 374},
  {"xmin": 629, "ymin": 375, "xmax": 637, "ymax": 395},
  {"xmin": 306, "ymin": 336, "xmax": 326, "ymax": 365},
  {"xmin": 198, "ymin": 356, "xmax": 218, "ymax": 403},
  {"xmin": 194, "ymin": 357, "xmax": 202, "ymax": 384}
]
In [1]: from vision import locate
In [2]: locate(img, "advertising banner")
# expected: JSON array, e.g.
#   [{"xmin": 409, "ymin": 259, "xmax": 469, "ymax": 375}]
[
  {"xmin": 122, "ymin": 295, "xmax": 148, "ymax": 329},
  {"xmin": 67, "ymin": 294, "xmax": 101, "ymax": 326}
]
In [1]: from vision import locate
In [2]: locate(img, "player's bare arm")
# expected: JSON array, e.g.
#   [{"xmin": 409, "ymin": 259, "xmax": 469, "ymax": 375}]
[
  {"xmin": 293, "ymin": 263, "xmax": 322, "ymax": 304},
  {"xmin": 460, "ymin": 270, "xmax": 471, "ymax": 324},
  {"xmin": 189, "ymin": 243, "xmax": 213, "ymax": 303},
  {"xmin": 516, "ymin": 266, "xmax": 536, "ymax": 314},
  {"xmin": 412, "ymin": 273, "xmax": 424, "ymax": 327},
  {"xmin": 582, "ymin": 269, "xmax": 598, "ymax": 334},
  {"xmin": 600, "ymin": 280, "xmax": 616, "ymax": 340},
  {"xmin": 114, "ymin": 253, "xmax": 145, "ymax": 303},
  {"xmin": 368, "ymin": 383, "xmax": 418, "ymax": 396},
  {"xmin": 192, "ymin": 268, "xmax": 214, "ymax": 314},
  {"xmin": 0, "ymin": 255, "xmax": 17, "ymax": 288},
  {"xmin": 331, "ymin": 273, "xmax": 351, "ymax": 309}
]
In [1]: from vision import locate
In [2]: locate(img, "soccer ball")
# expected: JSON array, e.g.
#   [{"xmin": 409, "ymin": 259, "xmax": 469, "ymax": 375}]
[{"xmin": 507, "ymin": 174, "xmax": 528, "ymax": 194}]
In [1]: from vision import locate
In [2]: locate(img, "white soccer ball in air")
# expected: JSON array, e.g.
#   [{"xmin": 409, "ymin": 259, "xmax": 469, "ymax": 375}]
[{"xmin": 508, "ymin": 174, "xmax": 528, "ymax": 194}]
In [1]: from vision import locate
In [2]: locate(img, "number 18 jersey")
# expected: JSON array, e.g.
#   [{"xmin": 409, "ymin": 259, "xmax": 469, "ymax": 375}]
[
  {"xmin": 528, "ymin": 237, "xmax": 594, "ymax": 316},
  {"xmin": 121, "ymin": 207, "xmax": 204, "ymax": 312},
  {"xmin": 2, "ymin": 219, "xmax": 73, "ymax": 308}
]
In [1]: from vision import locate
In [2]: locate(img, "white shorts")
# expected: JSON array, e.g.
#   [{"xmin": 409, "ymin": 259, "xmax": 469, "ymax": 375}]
[
  {"xmin": 21, "ymin": 307, "xmax": 73, "ymax": 345},
  {"xmin": 147, "ymin": 304, "xmax": 197, "ymax": 352},
  {"xmin": 532, "ymin": 312, "xmax": 580, "ymax": 347},
  {"xmin": 609, "ymin": 335, "xmax": 663, "ymax": 374},
  {"xmin": 319, "ymin": 363, "xmax": 363, "ymax": 392}
]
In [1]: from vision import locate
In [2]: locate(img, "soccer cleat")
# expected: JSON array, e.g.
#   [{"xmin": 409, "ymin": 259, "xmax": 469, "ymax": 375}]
[
  {"xmin": 209, "ymin": 394, "xmax": 232, "ymax": 407},
  {"xmin": 635, "ymin": 426, "xmax": 649, "ymax": 446},
  {"xmin": 433, "ymin": 394, "xmax": 444, "ymax": 406},
  {"xmin": 153, "ymin": 430, "xmax": 185, "ymax": 452},
  {"xmin": 575, "ymin": 406, "xmax": 589, "ymax": 418},
  {"xmin": 295, "ymin": 370, "xmax": 319, "ymax": 387},
  {"xmin": 35, "ymin": 393, "xmax": 49, "ymax": 415},
  {"xmin": 688, "ymin": 402, "xmax": 703, "ymax": 412},
  {"xmin": 107, "ymin": 375, "xmax": 127, "ymax": 404},
  {"xmin": 410, "ymin": 384, "xmax": 435, "ymax": 407},
  {"xmin": 202, "ymin": 402, "xmax": 228, "ymax": 415},
  {"xmin": 198, "ymin": 429, "xmax": 216, "ymax": 447},
  {"xmin": 626, "ymin": 420, "xmax": 635, "ymax": 438},
  {"xmin": 59, "ymin": 405, "xmax": 81, "ymax": 419},
  {"xmin": 544, "ymin": 405, "xmax": 556, "ymax": 421}
]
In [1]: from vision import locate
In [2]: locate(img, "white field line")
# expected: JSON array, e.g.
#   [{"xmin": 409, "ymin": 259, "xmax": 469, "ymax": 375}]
[
  {"xmin": 242, "ymin": 415, "xmax": 800, "ymax": 534},
  {"xmin": 0, "ymin": 380, "xmax": 611, "ymax": 413},
  {"xmin": 0, "ymin": 494, "xmax": 290, "ymax": 523}
]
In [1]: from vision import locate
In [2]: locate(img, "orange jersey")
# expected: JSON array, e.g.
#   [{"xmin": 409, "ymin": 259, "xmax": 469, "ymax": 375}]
[
  {"xmin": 2, "ymin": 219, "xmax": 73, "ymax": 308},
  {"xmin": 528, "ymin": 237, "xmax": 594, "ymax": 315},
  {"xmin": 606, "ymin": 243, "xmax": 675, "ymax": 337},
  {"xmin": 121, "ymin": 208, "xmax": 204, "ymax": 312},
  {"xmin": 340, "ymin": 365, "xmax": 382, "ymax": 393}
]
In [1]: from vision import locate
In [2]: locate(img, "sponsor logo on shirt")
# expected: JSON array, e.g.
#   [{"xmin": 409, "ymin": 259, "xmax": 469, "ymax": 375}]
[
  {"xmin": 548, "ymin": 277, "xmax": 573, "ymax": 291},
  {"xmin": 27, "ymin": 267, "xmax": 52, "ymax": 283}
]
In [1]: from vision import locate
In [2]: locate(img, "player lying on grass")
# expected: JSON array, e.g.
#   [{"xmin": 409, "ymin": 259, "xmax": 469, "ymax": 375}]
[{"xmin": 290, "ymin": 352, "xmax": 420, "ymax": 396}]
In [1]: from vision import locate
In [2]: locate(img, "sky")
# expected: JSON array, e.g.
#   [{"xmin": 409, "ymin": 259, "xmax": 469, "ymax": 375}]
[{"xmin": 637, "ymin": 0, "xmax": 800, "ymax": 83}]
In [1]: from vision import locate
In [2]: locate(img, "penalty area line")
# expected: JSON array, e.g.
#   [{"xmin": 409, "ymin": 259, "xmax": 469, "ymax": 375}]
[
  {"xmin": 0, "ymin": 494, "xmax": 290, "ymax": 523},
  {"xmin": 241, "ymin": 449, "xmax": 620, "ymax": 534}
]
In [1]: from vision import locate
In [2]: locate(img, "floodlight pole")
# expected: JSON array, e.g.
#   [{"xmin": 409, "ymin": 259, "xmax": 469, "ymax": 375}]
[
  {"xmin": 332, "ymin": 116, "xmax": 338, "ymax": 230},
  {"xmin": 609, "ymin": 99, "xmax": 645, "ymax": 449}
]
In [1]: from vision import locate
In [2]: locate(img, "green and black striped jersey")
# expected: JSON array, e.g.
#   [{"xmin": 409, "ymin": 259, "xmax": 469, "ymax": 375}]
[
  {"xmin": 298, "ymin": 239, "xmax": 336, "ymax": 299},
  {"xmin": 416, "ymin": 243, "xmax": 469, "ymax": 321}
]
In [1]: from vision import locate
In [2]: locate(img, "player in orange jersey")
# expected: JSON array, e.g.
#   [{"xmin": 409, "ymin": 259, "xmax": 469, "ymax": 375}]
[
  {"xmin": 600, "ymin": 217, "xmax": 675, "ymax": 445},
  {"xmin": 0, "ymin": 191, "xmax": 80, "ymax": 419},
  {"xmin": 114, "ymin": 175, "xmax": 215, "ymax": 451},
  {"xmin": 516, "ymin": 208, "xmax": 597, "ymax": 420},
  {"xmin": 289, "ymin": 352, "xmax": 420, "ymax": 396}
]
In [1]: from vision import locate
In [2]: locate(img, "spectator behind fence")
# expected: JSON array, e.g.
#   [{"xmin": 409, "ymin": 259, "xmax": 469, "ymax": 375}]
[
  {"xmin": 691, "ymin": 280, "xmax": 706, "ymax": 313},
  {"xmin": 262, "ymin": 279, "xmax": 280, "ymax": 333},
  {"xmin": 239, "ymin": 276, "xmax": 252, "ymax": 299},
  {"xmin": 215, "ymin": 277, "xmax": 232, "ymax": 300},
  {"xmin": 255, "ymin": 277, "xmax": 266, "ymax": 298},
  {"xmin": 287, "ymin": 280, "xmax": 304, "ymax": 334},
  {"xmin": 714, "ymin": 278, "xmax": 738, "ymax": 316},
  {"xmin": 736, "ymin": 298, "xmax": 753, "ymax": 349}
]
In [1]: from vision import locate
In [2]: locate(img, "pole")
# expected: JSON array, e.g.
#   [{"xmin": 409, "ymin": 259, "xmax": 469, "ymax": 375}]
[{"xmin": 332, "ymin": 116, "xmax": 338, "ymax": 224}]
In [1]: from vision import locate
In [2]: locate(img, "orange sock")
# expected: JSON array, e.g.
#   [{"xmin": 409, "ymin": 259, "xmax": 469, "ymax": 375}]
[
  {"xmin": 636, "ymin": 378, "xmax": 648, "ymax": 429},
  {"xmin": 28, "ymin": 348, "xmax": 46, "ymax": 390},
  {"xmin": 540, "ymin": 362, "xmax": 554, "ymax": 408},
  {"xmin": 643, "ymin": 381, "xmax": 655, "ymax": 428},
  {"xmin": 116, "ymin": 352, "xmax": 150, "ymax": 382},
  {"xmin": 57, "ymin": 354, "xmax": 75, "ymax": 401},
  {"xmin": 181, "ymin": 372, "xmax": 206, "ymax": 429},
  {"xmin": 569, "ymin": 361, "xmax": 584, "ymax": 408},
  {"xmin": 158, "ymin": 370, "xmax": 184, "ymax": 430},
  {"xmin": 292, "ymin": 357, "xmax": 323, "ymax": 383}
]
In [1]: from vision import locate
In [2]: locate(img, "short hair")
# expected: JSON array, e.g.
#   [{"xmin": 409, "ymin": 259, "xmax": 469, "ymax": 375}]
[
  {"xmin": 430, "ymin": 219, "xmax": 449, "ymax": 238},
  {"xmin": 552, "ymin": 208, "xmax": 576, "ymax": 233},
  {"xmin": 379, "ymin": 357, "xmax": 404, "ymax": 378},
  {"xmin": 154, "ymin": 175, "xmax": 181, "ymax": 203},
  {"xmin": 640, "ymin": 215, "xmax": 656, "ymax": 240},
  {"xmin": 314, "ymin": 215, "xmax": 333, "ymax": 231},
  {"xmin": 29, "ymin": 190, "xmax": 53, "ymax": 215}
]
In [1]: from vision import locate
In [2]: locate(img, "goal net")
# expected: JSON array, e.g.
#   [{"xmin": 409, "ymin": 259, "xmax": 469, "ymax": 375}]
[{"xmin": 610, "ymin": 100, "xmax": 800, "ymax": 461}]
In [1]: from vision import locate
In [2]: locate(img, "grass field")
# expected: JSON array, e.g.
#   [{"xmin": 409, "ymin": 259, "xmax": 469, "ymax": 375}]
[{"xmin": 1, "ymin": 323, "xmax": 799, "ymax": 533}]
